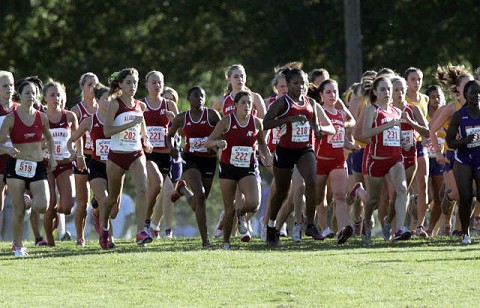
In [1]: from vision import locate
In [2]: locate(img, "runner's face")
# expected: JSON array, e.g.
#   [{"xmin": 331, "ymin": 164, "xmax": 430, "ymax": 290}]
[
  {"xmin": 19, "ymin": 83, "xmax": 37, "ymax": 106},
  {"xmin": 0, "ymin": 76, "xmax": 14, "ymax": 102},
  {"xmin": 374, "ymin": 80, "xmax": 392, "ymax": 105},
  {"xmin": 120, "ymin": 75, "xmax": 138, "ymax": 97},
  {"xmin": 82, "ymin": 76, "xmax": 98, "ymax": 100},
  {"xmin": 188, "ymin": 89, "xmax": 205, "ymax": 109},
  {"xmin": 427, "ymin": 89, "xmax": 443, "ymax": 108},
  {"xmin": 146, "ymin": 73, "xmax": 164, "ymax": 96},
  {"xmin": 288, "ymin": 73, "xmax": 307, "ymax": 98},
  {"xmin": 235, "ymin": 95, "xmax": 252, "ymax": 116},
  {"xmin": 392, "ymin": 81, "xmax": 406, "ymax": 104},
  {"xmin": 45, "ymin": 85, "xmax": 62, "ymax": 109},
  {"xmin": 275, "ymin": 78, "xmax": 287, "ymax": 96},
  {"xmin": 229, "ymin": 69, "xmax": 246, "ymax": 91},
  {"xmin": 320, "ymin": 83, "xmax": 337, "ymax": 107},
  {"xmin": 466, "ymin": 82, "xmax": 480, "ymax": 109},
  {"xmin": 407, "ymin": 71, "xmax": 422, "ymax": 92}
]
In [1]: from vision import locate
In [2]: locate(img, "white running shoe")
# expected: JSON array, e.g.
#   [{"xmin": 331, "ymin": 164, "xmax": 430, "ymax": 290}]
[
  {"xmin": 221, "ymin": 242, "xmax": 231, "ymax": 250},
  {"xmin": 279, "ymin": 223, "xmax": 288, "ymax": 237},
  {"xmin": 321, "ymin": 227, "xmax": 335, "ymax": 239},
  {"xmin": 292, "ymin": 222, "xmax": 302, "ymax": 242},
  {"xmin": 237, "ymin": 215, "xmax": 248, "ymax": 235},
  {"xmin": 15, "ymin": 247, "xmax": 28, "ymax": 257},
  {"xmin": 462, "ymin": 235, "xmax": 472, "ymax": 245}
]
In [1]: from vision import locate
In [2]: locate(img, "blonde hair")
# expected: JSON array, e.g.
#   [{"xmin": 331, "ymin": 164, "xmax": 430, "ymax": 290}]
[
  {"xmin": 42, "ymin": 79, "xmax": 67, "ymax": 108},
  {"xmin": 163, "ymin": 87, "xmax": 179, "ymax": 103},
  {"xmin": 0, "ymin": 70, "xmax": 13, "ymax": 80}
]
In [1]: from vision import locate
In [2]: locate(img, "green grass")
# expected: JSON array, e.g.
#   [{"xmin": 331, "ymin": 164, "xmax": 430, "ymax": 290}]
[{"xmin": 1, "ymin": 236, "xmax": 479, "ymax": 307}]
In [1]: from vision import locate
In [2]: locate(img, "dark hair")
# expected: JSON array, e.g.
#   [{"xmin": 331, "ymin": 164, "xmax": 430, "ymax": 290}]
[
  {"xmin": 108, "ymin": 68, "xmax": 139, "ymax": 98},
  {"xmin": 309, "ymin": 68, "xmax": 330, "ymax": 83},
  {"xmin": 281, "ymin": 68, "xmax": 305, "ymax": 83},
  {"xmin": 404, "ymin": 67, "xmax": 423, "ymax": 80},
  {"xmin": 369, "ymin": 76, "xmax": 391, "ymax": 103},
  {"xmin": 307, "ymin": 84, "xmax": 321, "ymax": 103},
  {"xmin": 361, "ymin": 70, "xmax": 377, "ymax": 97},
  {"xmin": 233, "ymin": 91, "xmax": 251, "ymax": 104},
  {"xmin": 378, "ymin": 67, "xmax": 395, "ymax": 77},
  {"xmin": 15, "ymin": 81, "xmax": 37, "ymax": 101},
  {"xmin": 16, "ymin": 76, "xmax": 43, "ymax": 94},
  {"xmin": 425, "ymin": 85, "xmax": 442, "ymax": 97},
  {"xmin": 187, "ymin": 86, "xmax": 204, "ymax": 97},
  {"xmin": 463, "ymin": 80, "xmax": 480, "ymax": 105},
  {"xmin": 94, "ymin": 83, "xmax": 110, "ymax": 100},
  {"xmin": 318, "ymin": 79, "xmax": 338, "ymax": 93}
]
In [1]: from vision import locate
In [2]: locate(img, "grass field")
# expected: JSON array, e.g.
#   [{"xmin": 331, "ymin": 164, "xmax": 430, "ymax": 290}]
[{"xmin": 1, "ymin": 236, "xmax": 479, "ymax": 307}]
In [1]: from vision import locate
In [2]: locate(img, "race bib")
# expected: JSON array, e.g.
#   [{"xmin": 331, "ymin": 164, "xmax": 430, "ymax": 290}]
[
  {"xmin": 15, "ymin": 159, "xmax": 37, "ymax": 178},
  {"xmin": 270, "ymin": 127, "xmax": 281, "ymax": 145},
  {"xmin": 291, "ymin": 121, "xmax": 310, "ymax": 143},
  {"xmin": 383, "ymin": 126, "xmax": 400, "ymax": 147},
  {"xmin": 230, "ymin": 146, "xmax": 253, "ymax": 168},
  {"xmin": 120, "ymin": 127, "xmax": 138, "ymax": 147},
  {"xmin": 96, "ymin": 139, "xmax": 111, "ymax": 161},
  {"xmin": 466, "ymin": 127, "xmax": 480, "ymax": 148},
  {"xmin": 147, "ymin": 126, "xmax": 166, "ymax": 148},
  {"xmin": 402, "ymin": 130, "xmax": 414, "ymax": 147},
  {"xmin": 189, "ymin": 137, "xmax": 208, "ymax": 153},
  {"xmin": 327, "ymin": 127, "xmax": 345, "ymax": 148},
  {"xmin": 427, "ymin": 138, "xmax": 444, "ymax": 157}
]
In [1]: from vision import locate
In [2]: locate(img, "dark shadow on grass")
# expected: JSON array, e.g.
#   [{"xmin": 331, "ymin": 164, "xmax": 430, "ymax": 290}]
[{"xmin": 1, "ymin": 236, "xmax": 476, "ymax": 260}]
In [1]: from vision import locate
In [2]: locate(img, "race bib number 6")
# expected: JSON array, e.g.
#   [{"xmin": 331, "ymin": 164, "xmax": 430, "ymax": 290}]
[
  {"xmin": 15, "ymin": 159, "xmax": 37, "ymax": 178},
  {"xmin": 230, "ymin": 146, "xmax": 253, "ymax": 168}
]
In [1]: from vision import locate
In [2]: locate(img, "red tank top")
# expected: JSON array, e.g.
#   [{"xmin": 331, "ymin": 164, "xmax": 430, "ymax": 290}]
[
  {"xmin": 220, "ymin": 113, "xmax": 257, "ymax": 167},
  {"xmin": 49, "ymin": 110, "xmax": 72, "ymax": 160},
  {"xmin": 399, "ymin": 104, "xmax": 417, "ymax": 158},
  {"xmin": 73, "ymin": 102, "xmax": 95, "ymax": 152},
  {"xmin": 183, "ymin": 109, "xmax": 215, "ymax": 156},
  {"xmin": 142, "ymin": 97, "xmax": 170, "ymax": 151},
  {"xmin": 277, "ymin": 95, "xmax": 314, "ymax": 149},
  {"xmin": 370, "ymin": 103, "xmax": 402, "ymax": 157},
  {"xmin": 316, "ymin": 107, "xmax": 344, "ymax": 159},
  {"xmin": 48, "ymin": 109, "xmax": 69, "ymax": 129},
  {"xmin": 0, "ymin": 102, "xmax": 19, "ymax": 117},
  {"xmin": 222, "ymin": 93, "xmax": 258, "ymax": 117},
  {"xmin": 90, "ymin": 113, "xmax": 110, "ymax": 161},
  {"xmin": 10, "ymin": 110, "xmax": 43, "ymax": 144}
]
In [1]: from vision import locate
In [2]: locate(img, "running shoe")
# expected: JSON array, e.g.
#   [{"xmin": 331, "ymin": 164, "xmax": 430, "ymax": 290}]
[
  {"xmin": 213, "ymin": 211, "xmax": 224, "ymax": 238},
  {"xmin": 221, "ymin": 242, "xmax": 231, "ymax": 250},
  {"xmin": 76, "ymin": 238, "xmax": 85, "ymax": 247},
  {"xmin": 321, "ymin": 226, "xmax": 335, "ymax": 239},
  {"xmin": 11, "ymin": 241, "xmax": 16, "ymax": 251},
  {"xmin": 23, "ymin": 193, "xmax": 32, "ymax": 210},
  {"xmin": 15, "ymin": 247, "xmax": 28, "ymax": 257},
  {"xmin": 382, "ymin": 217, "xmax": 392, "ymax": 241},
  {"xmin": 337, "ymin": 225, "xmax": 353, "ymax": 244},
  {"xmin": 392, "ymin": 226, "xmax": 412, "ymax": 242},
  {"xmin": 135, "ymin": 228, "xmax": 153, "ymax": 245},
  {"xmin": 237, "ymin": 214, "xmax": 248, "ymax": 235},
  {"xmin": 305, "ymin": 224, "xmax": 325, "ymax": 240},
  {"xmin": 362, "ymin": 225, "xmax": 372, "ymax": 246},
  {"xmin": 462, "ymin": 235, "xmax": 472, "ymax": 245},
  {"xmin": 240, "ymin": 230, "xmax": 251, "ymax": 242},
  {"xmin": 35, "ymin": 237, "xmax": 48, "ymax": 246},
  {"xmin": 452, "ymin": 230, "xmax": 463, "ymax": 239},
  {"xmin": 202, "ymin": 240, "xmax": 211, "ymax": 248},
  {"xmin": 164, "ymin": 228, "xmax": 173, "ymax": 239},
  {"xmin": 347, "ymin": 182, "xmax": 363, "ymax": 205},
  {"xmin": 61, "ymin": 231, "xmax": 72, "ymax": 241},
  {"xmin": 170, "ymin": 180, "xmax": 187, "ymax": 202},
  {"xmin": 149, "ymin": 227, "xmax": 160, "ymax": 239},
  {"xmin": 292, "ymin": 222, "xmax": 303, "ymax": 242},
  {"xmin": 99, "ymin": 230, "xmax": 110, "ymax": 249},
  {"xmin": 473, "ymin": 216, "xmax": 480, "ymax": 230},
  {"xmin": 266, "ymin": 226, "xmax": 279, "ymax": 247},
  {"xmin": 416, "ymin": 226, "xmax": 428, "ymax": 238}
]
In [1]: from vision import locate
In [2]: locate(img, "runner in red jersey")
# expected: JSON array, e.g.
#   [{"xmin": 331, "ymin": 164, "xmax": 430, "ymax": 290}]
[
  {"xmin": 315, "ymin": 79, "xmax": 359, "ymax": 244},
  {"xmin": 69, "ymin": 84, "xmax": 119, "ymax": 247},
  {"xmin": 138, "ymin": 71, "xmax": 178, "ymax": 242},
  {"xmin": 71, "ymin": 72, "xmax": 99, "ymax": 248},
  {"xmin": 42, "ymin": 81, "xmax": 82, "ymax": 246},
  {"xmin": 212, "ymin": 64, "xmax": 266, "ymax": 118},
  {"xmin": 362, "ymin": 76, "xmax": 410, "ymax": 245},
  {"xmin": 0, "ymin": 80, "xmax": 56, "ymax": 257},
  {"xmin": 0, "ymin": 71, "xmax": 19, "ymax": 212},
  {"xmin": 102, "ymin": 68, "xmax": 153, "ymax": 249},
  {"xmin": 383, "ymin": 76, "xmax": 429, "ymax": 239},
  {"xmin": 166, "ymin": 86, "xmax": 221, "ymax": 247},
  {"xmin": 263, "ymin": 67, "xmax": 332, "ymax": 247},
  {"xmin": 205, "ymin": 91, "xmax": 271, "ymax": 249}
]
